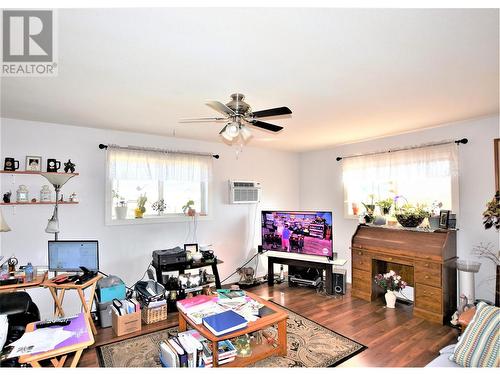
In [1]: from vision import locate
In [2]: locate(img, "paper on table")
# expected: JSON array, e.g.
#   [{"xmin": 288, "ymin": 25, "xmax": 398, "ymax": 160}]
[{"xmin": 7, "ymin": 327, "xmax": 74, "ymax": 358}]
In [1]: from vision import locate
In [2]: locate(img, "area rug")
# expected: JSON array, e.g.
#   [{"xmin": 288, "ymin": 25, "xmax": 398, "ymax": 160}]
[{"xmin": 97, "ymin": 307, "xmax": 366, "ymax": 368}]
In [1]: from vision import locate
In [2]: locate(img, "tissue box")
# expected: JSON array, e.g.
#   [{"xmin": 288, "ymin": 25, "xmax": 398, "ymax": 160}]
[{"xmin": 97, "ymin": 283, "xmax": 126, "ymax": 303}]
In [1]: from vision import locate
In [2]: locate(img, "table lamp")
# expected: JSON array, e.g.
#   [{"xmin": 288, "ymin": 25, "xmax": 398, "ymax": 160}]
[
  {"xmin": 41, "ymin": 173, "xmax": 75, "ymax": 240},
  {"xmin": 0, "ymin": 209, "xmax": 11, "ymax": 232}
]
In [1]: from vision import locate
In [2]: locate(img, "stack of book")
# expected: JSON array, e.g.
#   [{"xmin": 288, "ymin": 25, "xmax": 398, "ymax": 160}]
[{"xmin": 159, "ymin": 329, "xmax": 237, "ymax": 367}]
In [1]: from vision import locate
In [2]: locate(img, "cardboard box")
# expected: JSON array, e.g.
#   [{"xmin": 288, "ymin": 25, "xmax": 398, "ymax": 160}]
[{"xmin": 112, "ymin": 310, "xmax": 141, "ymax": 336}]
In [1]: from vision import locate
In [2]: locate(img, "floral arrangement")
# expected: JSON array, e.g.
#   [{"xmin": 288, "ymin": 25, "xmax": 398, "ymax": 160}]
[
  {"xmin": 394, "ymin": 203, "xmax": 430, "ymax": 227},
  {"xmin": 152, "ymin": 199, "xmax": 166, "ymax": 215},
  {"xmin": 483, "ymin": 193, "xmax": 500, "ymax": 230},
  {"xmin": 376, "ymin": 198, "xmax": 393, "ymax": 215},
  {"xmin": 136, "ymin": 193, "xmax": 147, "ymax": 213},
  {"xmin": 374, "ymin": 270, "xmax": 407, "ymax": 292},
  {"xmin": 112, "ymin": 189, "xmax": 126, "ymax": 207}
]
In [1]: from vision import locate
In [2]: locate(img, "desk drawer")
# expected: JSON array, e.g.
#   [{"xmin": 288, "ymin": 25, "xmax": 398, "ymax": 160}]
[
  {"xmin": 352, "ymin": 268, "xmax": 372, "ymax": 294},
  {"xmin": 415, "ymin": 261, "xmax": 441, "ymax": 287},
  {"xmin": 352, "ymin": 249, "xmax": 371, "ymax": 271},
  {"xmin": 415, "ymin": 283, "xmax": 442, "ymax": 313}
]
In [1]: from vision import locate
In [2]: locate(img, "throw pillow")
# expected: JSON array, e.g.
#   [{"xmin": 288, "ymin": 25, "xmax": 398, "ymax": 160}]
[{"xmin": 451, "ymin": 302, "xmax": 499, "ymax": 367}]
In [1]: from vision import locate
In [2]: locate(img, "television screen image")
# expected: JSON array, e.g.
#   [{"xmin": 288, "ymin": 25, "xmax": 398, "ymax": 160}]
[
  {"xmin": 261, "ymin": 211, "xmax": 333, "ymax": 258},
  {"xmin": 48, "ymin": 240, "xmax": 99, "ymax": 272}
]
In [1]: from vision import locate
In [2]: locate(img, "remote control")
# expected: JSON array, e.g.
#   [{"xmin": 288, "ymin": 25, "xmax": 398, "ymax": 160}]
[{"xmin": 36, "ymin": 318, "xmax": 71, "ymax": 329}]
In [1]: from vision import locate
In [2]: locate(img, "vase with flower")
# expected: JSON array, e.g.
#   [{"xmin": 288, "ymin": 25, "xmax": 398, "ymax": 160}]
[{"xmin": 374, "ymin": 270, "xmax": 407, "ymax": 308}]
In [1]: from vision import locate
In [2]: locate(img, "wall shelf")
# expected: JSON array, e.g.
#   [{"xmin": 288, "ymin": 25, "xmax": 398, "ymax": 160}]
[
  {"xmin": 0, "ymin": 201, "xmax": 78, "ymax": 206},
  {"xmin": 0, "ymin": 171, "xmax": 79, "ymax": 176}
]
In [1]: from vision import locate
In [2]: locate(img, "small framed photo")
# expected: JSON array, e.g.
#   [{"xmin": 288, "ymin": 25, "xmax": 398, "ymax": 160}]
[
  {"xmin": 184, "ymin": 243, "xmax": 199, "ymax": 253},
  {"xmin": 25, "ymin": 156, "xmax": 42, "ymax": 172},
  {"xmin": 439, "ymin": 210, "xmax": 451, "ymax": 229}
]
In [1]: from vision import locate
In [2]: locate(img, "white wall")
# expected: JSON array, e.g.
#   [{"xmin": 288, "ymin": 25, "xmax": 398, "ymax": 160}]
[
  {"xmin": 0, "ymin": 118, "xmax": 300, "ymax": 318},
  {"xmin": 299, "ymin": 115, "xmax": 499, "ymax": 303}
]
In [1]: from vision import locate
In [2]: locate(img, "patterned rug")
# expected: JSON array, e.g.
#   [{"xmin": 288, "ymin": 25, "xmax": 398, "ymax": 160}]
[{"xmin": 98, "ymin": 307, "xmax": 366, "ymax": 368}]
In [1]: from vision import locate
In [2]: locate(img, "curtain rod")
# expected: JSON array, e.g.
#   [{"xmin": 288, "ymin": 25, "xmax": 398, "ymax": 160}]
[
  {"xmin": 335, "ymin": 138, "xmax": 468, "ymax": 162},
  {"xmin": 98, "ymin": 144, "xmax": 220, "ymax": 159}
]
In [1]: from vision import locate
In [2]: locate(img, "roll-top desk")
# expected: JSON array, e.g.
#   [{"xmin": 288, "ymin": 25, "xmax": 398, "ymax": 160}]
[{"xmin": 351, "ymin": 225, "xmax": 457, "ymax": 324}]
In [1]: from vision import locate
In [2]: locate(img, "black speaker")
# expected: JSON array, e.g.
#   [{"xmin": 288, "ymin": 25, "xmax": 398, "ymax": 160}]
[{"xmin": 332, "ymin": 269, "xmax": 346, "ymax": 295}]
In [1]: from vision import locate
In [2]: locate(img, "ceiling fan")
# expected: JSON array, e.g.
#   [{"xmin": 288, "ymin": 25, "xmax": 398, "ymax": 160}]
[{"xmin": 180, "ymin": 93, "xmax": 292, "ymax": 143}]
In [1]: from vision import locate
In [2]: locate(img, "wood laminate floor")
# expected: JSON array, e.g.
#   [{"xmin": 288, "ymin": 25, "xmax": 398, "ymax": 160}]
[{"xmin": 78, "ymin": 282, "xmax": 459, "ymax": 367}]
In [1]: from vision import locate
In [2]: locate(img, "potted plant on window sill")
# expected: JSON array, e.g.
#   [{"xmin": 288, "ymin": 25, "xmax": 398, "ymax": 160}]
[
  {"xmin": 394, "ymin": 203, "xmax": 430, "ymax": 228},
  {"xmin": 113, "ymin": 190, "xmax": 128, "ymax": 220},
  {"xmin": 182, "ymin": 200, "xmax": 196, "ymax": 216},
  {"xmin": 135, "ymin": 193, "xmax": 147, "ymax": 219}
]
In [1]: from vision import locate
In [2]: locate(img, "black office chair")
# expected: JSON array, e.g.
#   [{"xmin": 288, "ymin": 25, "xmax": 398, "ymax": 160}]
[{"xmin": 0, "ymin": 292, "xmax": 40, "ymax": 367}]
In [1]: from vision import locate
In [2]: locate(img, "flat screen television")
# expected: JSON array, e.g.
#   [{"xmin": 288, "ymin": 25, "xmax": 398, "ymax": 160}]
[
  {"xmin": 48, "ymin": 240, "xmax": 99, "ymax": 272},
  {"xmin": 261, "ymin": 211, "xmax": 333, "ymax": 259}
]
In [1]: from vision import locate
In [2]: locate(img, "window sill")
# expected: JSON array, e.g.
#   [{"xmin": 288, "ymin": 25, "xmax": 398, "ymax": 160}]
[{"xmin": 105, "ymin": 214, "xmax": 211, "ymax": 226}]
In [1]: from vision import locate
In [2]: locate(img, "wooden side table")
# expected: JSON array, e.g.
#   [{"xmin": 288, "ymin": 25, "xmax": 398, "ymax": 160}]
[
  {"xmin": 42, "ymin": 274, "xmax": 102, "ymax": 335},
  {"xmin": 18, "ymin": 312, "xmax": 94, "ymax": 368}
]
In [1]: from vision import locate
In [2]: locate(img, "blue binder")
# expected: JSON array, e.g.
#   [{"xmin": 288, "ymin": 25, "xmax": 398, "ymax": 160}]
[{"xmin": 202, "ymin": 310, "xmax": 248, "ymax": 336}]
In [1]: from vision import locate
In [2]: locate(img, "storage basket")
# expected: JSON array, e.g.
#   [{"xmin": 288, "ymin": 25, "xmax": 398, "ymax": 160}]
[{"xmin": 141, "ymin": 304, "xmax": 168, "ymax": 324}]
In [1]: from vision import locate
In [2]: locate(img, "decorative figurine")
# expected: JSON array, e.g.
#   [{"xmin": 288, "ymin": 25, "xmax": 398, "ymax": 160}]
[
  {"xmin": 46, "ymin": 158, "xmax": 61, "ymax": 172},
  {"xmin": 3, "ymin": 191, "xmax": 11, "ymax": 203},
  {"xmin": 16, "ymin": 185, "xmax": 29, "ymax": 203},
  {"xmin": 64, "ymin": 159, "xmax": 76, "ymax": 173},
  {"xmin": 40, "ymin": 185, "xmax": 52, "ymax": 202},
  {"xmin": 69, "ymin": 192, "xmax": 78, "ymax": 203},
  {"xmin": 31, "ymin": 198, "xmax": 37, "ymax": 203}
]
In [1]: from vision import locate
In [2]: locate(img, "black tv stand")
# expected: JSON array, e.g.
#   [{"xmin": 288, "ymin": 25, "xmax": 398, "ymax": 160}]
[{"xmin": 267, "ymin": 256, "xmax": 333, "ymax": 295}]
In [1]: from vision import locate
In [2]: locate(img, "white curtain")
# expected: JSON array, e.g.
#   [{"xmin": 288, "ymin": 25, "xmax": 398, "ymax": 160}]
[
  {"xmin": 107, "ymin": 147, "xmax": 212, "ymax": 182},
  {"xmin": 342, "ymin": 143, "xmax": 458, "ymax": 212}
]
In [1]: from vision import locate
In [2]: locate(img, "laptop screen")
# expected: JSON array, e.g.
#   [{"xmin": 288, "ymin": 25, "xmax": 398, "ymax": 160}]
[{"xmin": 48, "ymin": 240, "xmax": 99, "ymax": 272}]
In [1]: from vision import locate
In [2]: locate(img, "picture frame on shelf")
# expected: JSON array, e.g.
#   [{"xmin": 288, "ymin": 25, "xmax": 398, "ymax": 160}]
[
  {"xmin": 439, "ymin": 210, "xmax": 450, "ymax": 229},
  {"xmin": 25, "ymin": 156, "xmax": 42, "ymax": 172},
  {"xmin": 184, "ymin": 243, "xmax": 198, "ymax": 253}
]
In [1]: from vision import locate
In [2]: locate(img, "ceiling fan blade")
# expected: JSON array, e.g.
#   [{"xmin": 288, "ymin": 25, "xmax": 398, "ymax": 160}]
[
  {"xmin": 251, "ymin": 106, "xmax": 292, "ymax": 118},
  {"xmin": 179, "ymin": 117, "xmax": 226, "ymax": 123},
  {"xmin": 206, "ymin": 101, "xmax": 236, "ymax": 116},
  {"xmin": 249, "ymin": 120, "xmax": 283, "ymax": 132}
]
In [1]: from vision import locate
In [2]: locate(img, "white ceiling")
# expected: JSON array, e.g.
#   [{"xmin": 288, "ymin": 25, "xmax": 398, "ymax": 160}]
[{"xmin": 1, "ymin": 8, "xmax": 499, "ymax": 151}]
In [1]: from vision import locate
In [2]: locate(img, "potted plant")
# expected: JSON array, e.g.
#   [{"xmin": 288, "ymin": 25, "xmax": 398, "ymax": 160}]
[
  {"xmin": 362, "ymin": 194, "xmax": 375, "ymax": 223},
  {"xmin": 182, "ymin": 200, "xmax": 196, "ymax": 216},
  {"xmin": 135, "ymin": 193, "xmax": 147, "ymax": 219},
  {"xmin": 376, "ymin": 198, "xmax": 393, "ymax": 216},
  {"xmin": 478, "ymin": 192, "xmax": 500, "ymax": 306},
  {"xmin": 152, "ymin": 199, "xmax": 167, "ymax": 216},
  {"xmin": 428, "ymin": 200, "xmax": 443, "ymax": 229},
  {"xmin": 394, "ymin": 203, "xmax": 430, "ymax": 228},
  {"xmin": 112, "ymin": 190, "xmax": 128, "ymax": 220},
  {"xmin": 374, "ymin": 270, "xmax": 407, "ymax": 308}
]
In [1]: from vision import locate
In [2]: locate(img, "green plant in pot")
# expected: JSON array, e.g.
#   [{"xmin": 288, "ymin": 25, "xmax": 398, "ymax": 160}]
[
  {"xmin": 376, "ymin": 198, "xmax": 393, "ymax": 216},
  {"xmin": 362, "ymin": 194, "xmax": 375, "ymax": 223},
  {"xmin": 395, "ymin": 203, "xmax": 430, "ymax": 228},
  {"xmin": 135, "ymin": 193, "xmax": 147, "ymax": 218},
  {"xmin": 182, "ymin": 199, "xmax": 196, "ymax": 216}
]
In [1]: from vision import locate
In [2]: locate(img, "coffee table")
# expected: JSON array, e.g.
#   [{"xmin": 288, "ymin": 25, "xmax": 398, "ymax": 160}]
[{"xmin": 178, "ymin": 291, "xmax": 288, "ymax": 367}]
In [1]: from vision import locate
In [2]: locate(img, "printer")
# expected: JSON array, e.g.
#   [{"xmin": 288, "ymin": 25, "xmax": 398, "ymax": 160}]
[{"xmin": 152, "ymin": 247, "xmax": 187, "ymax": 266}]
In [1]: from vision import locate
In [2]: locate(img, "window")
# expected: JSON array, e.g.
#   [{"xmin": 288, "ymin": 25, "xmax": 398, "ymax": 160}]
[
  {"xmin": 342, "ymin": 143, "xmax": 459, "ymax": 217},
  {"xmin": 106, "ymin": 147, "xmax": 212, "ymax": 223}
]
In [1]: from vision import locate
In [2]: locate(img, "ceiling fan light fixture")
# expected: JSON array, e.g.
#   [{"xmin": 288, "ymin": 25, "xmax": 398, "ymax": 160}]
[
  {"xmin": 239, "ymin": 125, "xmax": 253, "ymax": 142},
  {"xmin": 226, "ymin": 122, "xmax": 240, "ymax": 138},
  {"xmin": 220, "ymin": 126, "xmax": 234, "ymax": 142}
]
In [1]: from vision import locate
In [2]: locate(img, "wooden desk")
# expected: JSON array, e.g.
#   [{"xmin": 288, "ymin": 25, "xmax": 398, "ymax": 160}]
[
  {"xmin": 42, "ymin": 274, "xmax": 102, "ymax": 335},
  {"xmin": 351, "ymin": 225, "xmax": 457, "ymax": 324},
  {"xmin": 0, "ymin": 272, "xmax": 47, "ymax": 293},
  {"xmin": 18, "ymin": 312, "xmax": 94, "ymax": 368},
  {"xmin": 178, "ymin": 291, "xmax": 288, "ymax": 367}
]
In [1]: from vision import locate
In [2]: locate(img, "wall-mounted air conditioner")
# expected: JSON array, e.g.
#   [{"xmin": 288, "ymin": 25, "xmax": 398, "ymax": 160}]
[{"xmin": 229, "ymin": 180, "xmax": 261, "ymax": 204}]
